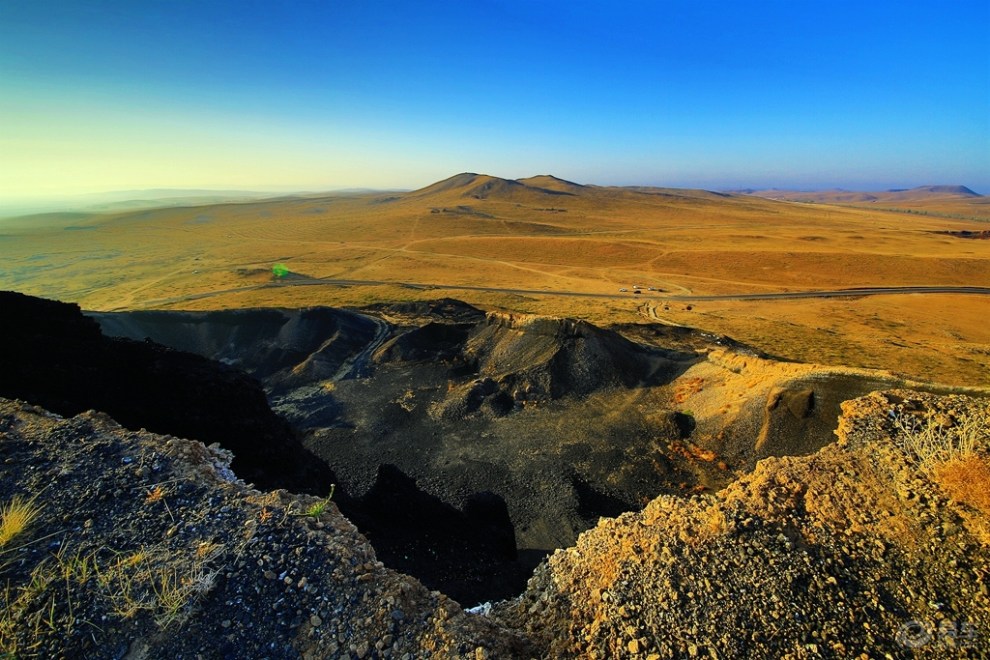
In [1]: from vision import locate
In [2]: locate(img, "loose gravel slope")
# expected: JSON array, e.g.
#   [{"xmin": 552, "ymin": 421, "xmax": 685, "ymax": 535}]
[{"xmin": 501, "ymin": 390, "xmax": 990, "ymax": 658}]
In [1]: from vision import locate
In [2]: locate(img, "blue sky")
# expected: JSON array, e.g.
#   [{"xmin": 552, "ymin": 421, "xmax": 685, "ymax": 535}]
[{"xmin": 1, "ymin": 0, "xmax": 987, "ymax": 198}]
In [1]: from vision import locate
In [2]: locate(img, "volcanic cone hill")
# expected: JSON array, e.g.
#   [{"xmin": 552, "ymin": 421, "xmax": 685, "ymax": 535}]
[
  {"xmin": 515, "ymin": 174, "xmax": 587, "ymax": 194},
  {"xmin": 740, "ymin": 184, "xmax": 989, "ymax": 221},
  {"xmin": 405, "ymin": 173, "xmax": 576, "ymax": 203},
  {"xmin": 744, "ymin": 184, "xmax": 983, "ymax": 204}
]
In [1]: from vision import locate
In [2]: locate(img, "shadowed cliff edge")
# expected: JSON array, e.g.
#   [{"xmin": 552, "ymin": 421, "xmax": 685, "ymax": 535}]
[{"xmin": 0, "ymin": 291, "xmax": 526, "ymax": 604}]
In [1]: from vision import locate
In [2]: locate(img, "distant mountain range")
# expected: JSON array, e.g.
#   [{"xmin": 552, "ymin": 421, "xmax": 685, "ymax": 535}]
[
  {"xmin": 3, "ymin": 176, "xmax": 983, "ymax": 221},
  {"xmin": 733, "ymin": 185, "xmax": 982, "ymax": 203}
]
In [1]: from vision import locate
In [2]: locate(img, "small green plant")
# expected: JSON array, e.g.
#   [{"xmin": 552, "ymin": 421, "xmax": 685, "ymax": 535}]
[
  {"xmin": 304, "ymin": 501, "xmax": 327, "ymax": 518},
  {"xmin": 296, "ymin": 485, "xmax": 335, "ymax": 519},
  {"xmin": 56, "ymin": 545, "xmax": 95, "ymax": 586}
]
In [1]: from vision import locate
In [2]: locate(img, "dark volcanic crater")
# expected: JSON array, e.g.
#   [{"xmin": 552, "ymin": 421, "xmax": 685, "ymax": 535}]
[
  {"xmin": 0, "ymin": 294, "xmax": 891, "ymax": 606},
  {"xmin": 85, "ymin": 301, "xmax": 710, "ymax": 601},
  {"xmin": 91, "ymin": 302, "xmax": 701, "ymax": 553}
]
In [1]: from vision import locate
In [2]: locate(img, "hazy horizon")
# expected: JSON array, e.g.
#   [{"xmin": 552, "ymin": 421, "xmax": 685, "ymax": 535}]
[
  {"xmin": 2, "ymin": 173, "xmax": 985, "ymax": 209},
  {"xmin": 2, "ymin": 1, "xmax": 987, "ymax": 199}
]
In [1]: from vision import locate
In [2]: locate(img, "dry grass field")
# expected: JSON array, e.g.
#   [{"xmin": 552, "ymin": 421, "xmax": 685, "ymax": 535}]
[
  {"xmin": 744, "ymin": 185, "xmax": 990, "ymax": 221},
  {"xmin": 2, "ymin": 173, "xmax": 988, "ymax": 385}
]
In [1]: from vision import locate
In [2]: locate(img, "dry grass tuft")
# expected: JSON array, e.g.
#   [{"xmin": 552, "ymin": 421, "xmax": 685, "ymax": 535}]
[
  {"xmin": 934, "ymin": 453, "xmax": 990, "ymax": 516},
  {"xmin": 145, "ymin": 485, "xmax": 165, "ymax": 503},
  {"xmin": 895, "ymin": 407, "xmax": 990, "ymax": 544},
  {"xmin": 0, "ymin": 495, "xmax": 41, "ymax": 549},
  {"xmin": 94, "ymin": 542, "xmax": 221, "ymax": 628},
  {"xmin": 894, "ymin": 410, "xmax": 987, "ymax": 473},
  {"xmin": 195, "ymin": 540, "xmax": 222, "ymax": 561}
]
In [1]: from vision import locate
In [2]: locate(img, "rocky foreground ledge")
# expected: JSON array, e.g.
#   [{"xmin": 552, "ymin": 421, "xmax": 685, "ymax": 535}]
[
  {"xmin": 501, "ymin": 390, "xmax": 990, "ymax": 658},
  {"xmin": 0, "ymin": 399, "xmax": 530, "ymax": 658},
  {"xmin": 2, "ymin": 390, "xmax": 988, "ymax": 658}
]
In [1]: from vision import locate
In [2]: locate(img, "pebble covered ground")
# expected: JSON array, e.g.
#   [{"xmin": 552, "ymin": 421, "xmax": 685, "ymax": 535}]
[
  {"xmin": 500, "ymin": 390, "xmax": 990, "ymax": 657},
  {"xmin": 0, "ymin": 399, "xmax": 531, "ymax": 658},
  {"xmin": 2, "ymin": 390, "xmax": 988, "ymax": 658}
]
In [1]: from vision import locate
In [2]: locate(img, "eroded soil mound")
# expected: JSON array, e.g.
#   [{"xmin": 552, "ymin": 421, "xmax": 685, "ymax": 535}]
[
  {"xmin": 501, "ymin": 390, "xmax": 990, "ymax": 657},
  {"xmin": 92, "ymin": 306, "xmax": 384, "ymax": 391},
  {"xmin": 462, "ymin": 312, "xmax": 668, "ymax": 402}
]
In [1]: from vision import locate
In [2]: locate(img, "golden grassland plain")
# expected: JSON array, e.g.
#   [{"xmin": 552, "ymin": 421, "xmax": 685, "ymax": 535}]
[
  {"xmin": 1, "ymin": 175, "xmax": 988, "ymax": 386},
  {"xmin": 744, "ymin": 187, "xmax": 990, "ymax": 221}
]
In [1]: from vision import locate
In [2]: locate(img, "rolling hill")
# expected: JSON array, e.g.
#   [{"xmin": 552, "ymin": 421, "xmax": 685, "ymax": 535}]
[{"xmin": 1, "ymin": 173, "xmax": 988, "ymax": 386}]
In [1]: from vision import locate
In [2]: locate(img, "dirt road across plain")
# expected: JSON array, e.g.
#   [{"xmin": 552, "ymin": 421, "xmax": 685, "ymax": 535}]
[{"xmin": 126, "ymin": 277, "xmax": 990, "ymax": 310}]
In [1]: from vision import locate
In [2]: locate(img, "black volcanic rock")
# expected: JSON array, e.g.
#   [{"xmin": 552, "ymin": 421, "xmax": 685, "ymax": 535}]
[
  {"xmin": 0, "ymin": 398, "xmax": 532, "ymax": 656},
  {"xmin": 1, "ymin": 292, "xmax": 533, "ymax": 604},
  {"xmin": 0, "ymin": 291, "xmax": 334, "ymax": 494},
  {"xmin": 464, "ymin": 312, "xmax": 667, "ymax": 402},
  {"xmin": 344, "ymin": 464, "xmax": 526, "ymax": 605},
  {"xmin": 91, "ymin": 306, "xmax": 382, "ymax": 391},
  {"xmin": 373, "ymin": 321, "xmax": 474, "ymax": 364}
]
